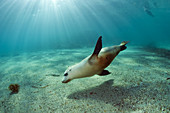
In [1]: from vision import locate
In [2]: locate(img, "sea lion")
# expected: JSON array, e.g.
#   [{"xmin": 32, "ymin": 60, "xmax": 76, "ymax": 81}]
[
  {"xmin": 143, "ymin": 6, "xmax": 154, "ymax": 17},
  {"xmin": 62, "ymin": 36, "xmax": 128, "ymax": 83}
]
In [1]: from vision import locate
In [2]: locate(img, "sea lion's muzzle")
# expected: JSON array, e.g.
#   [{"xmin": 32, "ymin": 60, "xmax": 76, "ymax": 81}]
[{"xmin": 62, "ymin": 77, "xmax": 71, "ymax": 83}]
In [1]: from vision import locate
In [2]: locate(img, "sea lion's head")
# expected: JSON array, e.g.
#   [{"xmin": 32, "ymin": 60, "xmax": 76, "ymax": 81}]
[
  {"xmin": 62, "ymin": 64, "xmax": 85, "ymax": 83},
  {"xmin": 62, "ymin": 67, "xmax": 75, "ymax": 83},
  {"xmin": 62, "ymin": 70, "xmax": 71, "ymax": 83}
]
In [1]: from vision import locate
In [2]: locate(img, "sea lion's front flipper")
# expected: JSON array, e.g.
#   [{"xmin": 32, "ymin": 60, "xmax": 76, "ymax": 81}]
[
  {"xmin": 89, "ymin": 36, "xmax": 102, "ymax": 64},
  {"xmin": 92, "ymin": 36, "xmax": 102, "ymax": 56},
  {"xmin": 97, "ymin": 70, "xmax": 111, "ymax": 76}
]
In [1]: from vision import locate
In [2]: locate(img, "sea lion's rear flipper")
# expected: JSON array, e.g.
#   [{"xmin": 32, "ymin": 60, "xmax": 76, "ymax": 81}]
[
  {"xmin": 98, "ymin": 70, "xmax": 111, "ymax": 76},
  {"xmin": 89, "ymin": 36, "xmax": 102, "ymax": 62},
  {"xmin": 120, "ymin": 41, "xmax": 129, "ymax": 51}
]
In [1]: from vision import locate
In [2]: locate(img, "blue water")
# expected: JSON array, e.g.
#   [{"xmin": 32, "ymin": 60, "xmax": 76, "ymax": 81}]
[
  {"xmin": 0, "ymin": 0, "xmax": 170, "ymax": 55},
  {"xmin": 0, "ymin": 1, "xmax": 170, "ymax": 112}
]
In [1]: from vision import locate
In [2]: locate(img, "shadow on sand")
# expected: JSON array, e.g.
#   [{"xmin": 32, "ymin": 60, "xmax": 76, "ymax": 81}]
[{"xmin": 67, "ymin": 79, "xmax": 169, "ymax": 111}]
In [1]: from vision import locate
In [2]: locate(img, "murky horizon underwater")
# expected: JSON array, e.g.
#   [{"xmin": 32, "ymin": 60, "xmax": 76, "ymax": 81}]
[
  {"xmin": 0, "ymin": 0, "xmax": 170, "ymax": 113},
  {"xmin": 0, "ymin": 0, "xmax": 170, "ymax": 55}
]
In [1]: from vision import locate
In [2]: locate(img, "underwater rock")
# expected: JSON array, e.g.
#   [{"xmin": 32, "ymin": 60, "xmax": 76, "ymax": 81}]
[
  {"xmin": 8, "ymin": 84, "xmax": 20, "ymax": 95},
  {"xmin": 31, "ymin": 85, "xmax": 49, "ymax": 88},
  {"xmin": 45, "ymin": 74, "xmax": 60, "ymax": 77}
]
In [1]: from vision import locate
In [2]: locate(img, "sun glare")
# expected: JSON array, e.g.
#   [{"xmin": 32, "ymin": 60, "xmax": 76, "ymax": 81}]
[{"xmin": 51, "ymin": 0, "xmax": 63, "ymax": 3}]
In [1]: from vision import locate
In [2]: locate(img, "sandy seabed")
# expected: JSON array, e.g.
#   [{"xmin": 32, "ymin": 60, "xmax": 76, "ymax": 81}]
[{"xmin": 0, "ymin": 46, "xmax": 169, "ymax": 113}]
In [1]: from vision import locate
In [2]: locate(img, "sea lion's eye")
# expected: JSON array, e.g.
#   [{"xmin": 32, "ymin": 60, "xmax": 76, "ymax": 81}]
[
  {"xmin": 64, "ymin": 73, "xmax": 68, "ymax": 76},
  {"xmin": 69, "ymin": 69, "xmax": 72, "ymax": 71}
]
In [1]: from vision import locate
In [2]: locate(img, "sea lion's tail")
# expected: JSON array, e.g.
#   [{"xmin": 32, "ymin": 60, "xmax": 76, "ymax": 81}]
[{"xmin": 120, "ymin": 41, "xmax": 129, "ymax": 51}]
